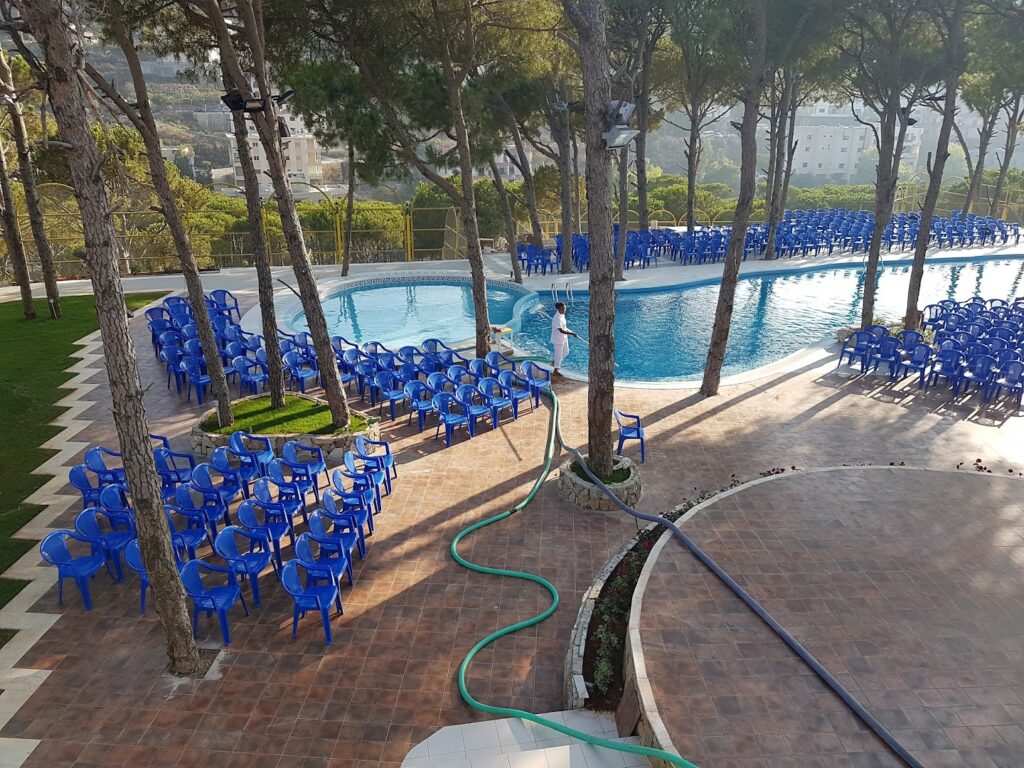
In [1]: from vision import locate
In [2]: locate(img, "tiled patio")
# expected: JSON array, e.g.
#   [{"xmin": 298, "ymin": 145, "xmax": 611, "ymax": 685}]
[
  {"xmin": 638, "ymin": 468, "xmax": 1024, "ymax": 768},
  {"xmin": 2, "ymin": 289, "xmax": 1023, "ymax": 768}
]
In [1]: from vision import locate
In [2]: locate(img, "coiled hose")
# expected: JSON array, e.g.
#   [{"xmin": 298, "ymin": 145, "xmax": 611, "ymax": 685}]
[{"xmin": 451, "ymin": 385, "xmax": 921, "ymax": 768}]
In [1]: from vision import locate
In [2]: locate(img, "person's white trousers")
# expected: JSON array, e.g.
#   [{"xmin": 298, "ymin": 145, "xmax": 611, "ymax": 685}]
[{"xmin": 553, "ymin": 340, "xmax": 569, "ymax": 369}]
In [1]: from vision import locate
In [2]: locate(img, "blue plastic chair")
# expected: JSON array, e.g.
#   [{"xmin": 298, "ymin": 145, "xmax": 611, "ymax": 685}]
[
  {"xmin": 342, "ymin": 451, "xmax": 386, "ymax": 511},
  {"xmin": 954, "ymin": 354, "xmax": 995, "ymax": 399},
  {"xmin": 868, "ymin": 336, "xmax": 902, "ymax": 379},
  {"xmin": 98, "ymin": 483, "xmax": 133, "ymax": 526},
  {"xmin": 281, "ymin": 560, "xmax": 339, "ymax": 645},
  {"xmin": 478, "ymin": 377, "xmax": 514, "ymax": 429},
  {"xmin": 928, "ymin": 349, "xmax": 965, "ymax": 391},
  {"xmin": 519, "ymin": 361, "xmax": 552, "ymax": 406},
  {"xmin": 228, "ymin": 431, "xmax": 275, "ymax": 477},
  {"xmin": 75, "ymin": 507, "xmax": 135, "ymax": 583},
  {"xmin": 422, "ymin": 338, "xmax": 469, "ymax": 364},
  {"xmin": 191, "ymin": 462, "xmax": 244, "ymax": 510},
  {"xmin": 837, "ymin": 331, "xmax": 873, "ymax": 372},
  {"xmin": 171, "ymin": 483, "xmax": 229, "ymax": 542},
  {"xmin": 282, "ymin": 350, "xmax": 318, "ymax": 393},
  {"xmin": 354, "ymin": 435, "xmax": 396, "ymax": 490},
  {"xmin": 153, "ymin": 447, "xmax": 196, "ymax": 501},
  {"xmin": 165, "ymin": 506, "xmax": 210, "ymax": 562},
  {"xmin": 432, "ymin": 392, "xmax": 469, "ymax": 447},
  {"xmin": 990, "ymin": 360, "xmax": 1024, "ymax": 408},
  {"xmin": 232, "ymin": 356, "xmax": 269, "ymax": 395},
  {"xmin": 330, "ymin": 470, "xmax": 377, "ymax": 528},
  {"xmin": 403, "ymin": 381, "xmax": 435, "ymax": 432},
  {"xmin": 237, "ymin": 498, "xmax": 291, "ymax": 571},
  {"xmin": 455, "ymin": 384, "xmax": 491, "ymax": 436},
  {"xmin": 281, "ymin": 442, "xmax": 328, "ymax": 503},
  {"xmin": 484, "ymin": 350, "xmax": 517, "ymax": 376},
  {"xmin": 181, "ymin": 356, "xmax": 211, "ymax": 404},
  {"xmin": 253, "ymin": 476, "xmax": 306, "ymax": 538},
  {"xmin": 497, "ymin": 371, "xmax": 533, "ymax": 418},
  {"xmin": 304, "ymin": 515, "xmax": 357, "ymax": 583},
  {"xmin": 180, "ymin": 559, "xmax": 249, "ymax": 646},
  {"xmin": 613, "ymin": 409, "xmax": 646, "ymax": 462},
  {"xmin": 124, "ymin": 539, "xmax": 149, "ymax": 614},
  {"xmin": 266, "ymin": 460, "xmax": 316, "ymax": 517},
  {"xmin": 211, "ymin": 446, "xmax": 256, "ymax": 499},
  {"xmin": 210, "ymin": 289, "xmax": 240, "ymax": 320},
  {"xmin": 69, "ymin": 464, "xmax": 103, "ymax": 509},
  {"xmin": 40, "ymin": 530, "xmax": 109, "ymax": 610},
  {"xmin": 373, "ymin": 371, "xmax": 405, "ymax": 420},
  {"xmin": 321, "ymin": 489, "xmax": 370, "ymax": 558},
  {"xmin": 899, "ymin": 344, "xmax": 933, "ymax": 388},
  {"xmin": 84, "ymin": 446, "xmax": 126, "ymax": 485},
  {"xmin": 214, "ymin": 526, "xmax": 274, "ymax": 606}
]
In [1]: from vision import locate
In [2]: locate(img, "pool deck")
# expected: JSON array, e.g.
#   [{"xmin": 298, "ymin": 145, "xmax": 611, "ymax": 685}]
[{"xmin": 0, "ymin": 259, "xmax": 1023, "ymax": 768}]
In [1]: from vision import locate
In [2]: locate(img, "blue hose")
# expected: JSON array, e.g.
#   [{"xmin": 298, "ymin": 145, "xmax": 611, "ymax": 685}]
[{"xmin": 551, "ymin": 407, "xmax": 924, "ymax": 768}]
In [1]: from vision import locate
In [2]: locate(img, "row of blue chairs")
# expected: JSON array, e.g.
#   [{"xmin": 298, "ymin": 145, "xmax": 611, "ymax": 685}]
[{"xmin": 46, "ymin": 429, "xmax": 397, "ymax": 645}]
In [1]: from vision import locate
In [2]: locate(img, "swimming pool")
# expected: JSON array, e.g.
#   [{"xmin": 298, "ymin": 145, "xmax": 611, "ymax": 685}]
[
  {"xmin": 289, "ymin": 277, "xmax": 530, "ymax": 348},
  {"xmin": 514, "ymin": 256, "xmax": 1024, "ymax": 383}
]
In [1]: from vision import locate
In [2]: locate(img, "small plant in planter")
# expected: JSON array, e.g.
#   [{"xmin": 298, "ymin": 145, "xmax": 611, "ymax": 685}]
[{"xmin": 557, "ymin": 454, "xmax": 642, "ymax": 512}]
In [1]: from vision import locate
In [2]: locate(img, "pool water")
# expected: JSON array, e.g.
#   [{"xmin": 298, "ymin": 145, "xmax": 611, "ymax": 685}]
[
  {"xmin": 292, "ymin": 280, "xmax": 524, "ymax": 348},
  {"xmin": 515, "ymin": 257, "xmax": 1024, "ymax": 383}
]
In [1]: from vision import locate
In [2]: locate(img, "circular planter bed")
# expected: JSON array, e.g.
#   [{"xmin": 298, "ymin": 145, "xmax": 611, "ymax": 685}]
[
  {"xmin": 557, "ymin": 455, "xmax": 642, "ymax": 511},
  {"xmin": 191, "ymin": 393, "xmax": 380, "ymax": 458}
]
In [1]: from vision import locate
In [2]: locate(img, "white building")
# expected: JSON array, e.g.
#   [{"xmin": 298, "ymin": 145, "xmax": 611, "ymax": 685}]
[
  {"xmin": 791, "ymin": 101, "xmax": 922, "ymax": 184},
  {"xmin": 225, "ymin": 106, "xmax": 324, "ymax": 196}
]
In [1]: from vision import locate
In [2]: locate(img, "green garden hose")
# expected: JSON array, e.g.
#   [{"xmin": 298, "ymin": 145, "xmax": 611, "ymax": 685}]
[{"xmin": 449, "ymin": 388, "xmax": 701, "ymax": 768}]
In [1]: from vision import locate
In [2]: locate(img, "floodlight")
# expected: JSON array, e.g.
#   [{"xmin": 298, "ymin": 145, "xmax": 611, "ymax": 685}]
[
  {"xmin": 602, "ymin": 125, "xmax": 639, "ymax": 149},
  {"xmin": 274, "ymin": 88, "xmax": 296, "ymax": 106},
  {"xmin": 277, "ymin": 116, "xmax": 291, "ymax": 138},
  {"xmin": 610, "ymin": 100, "xmax": 636, "ymax": 125}
]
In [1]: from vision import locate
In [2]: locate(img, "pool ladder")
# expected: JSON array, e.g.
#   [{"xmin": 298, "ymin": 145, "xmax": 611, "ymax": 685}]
[{"xmin": 551, "ymin": 281, "xmax": 574, "ymax": 307}]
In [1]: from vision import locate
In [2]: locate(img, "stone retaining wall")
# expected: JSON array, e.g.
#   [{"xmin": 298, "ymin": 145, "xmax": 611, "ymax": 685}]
[{"xmin": 191, "ymin": 394, "xmax": 380, "ymax": 459}]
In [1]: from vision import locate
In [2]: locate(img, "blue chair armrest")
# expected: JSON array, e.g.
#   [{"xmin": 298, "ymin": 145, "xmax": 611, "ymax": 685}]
[
  {"xmin": 360, "ymin": 437, "xmax": 391, "ymax": 454},
  {"xmin": 96, "ymin": 446, "xmax": 122, "ymax": 459},
  {"xmin": 619, "ymin": 412, "xmax": 642, "ymax": 428}
]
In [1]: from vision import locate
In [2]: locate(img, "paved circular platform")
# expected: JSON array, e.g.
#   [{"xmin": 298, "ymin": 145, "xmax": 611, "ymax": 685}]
[{"xmin": 635, "ymin": 467, "xmax": 1024, "ymax": 768}]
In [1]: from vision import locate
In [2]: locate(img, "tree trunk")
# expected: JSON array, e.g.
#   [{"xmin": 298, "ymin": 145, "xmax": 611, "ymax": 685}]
[
  {"xmin": 764, "ymin": 96, "xmax": 779, "ymax": 218},
  {"xmin": 636, "ymin": 44, "xmax": 652, "ymax": 232},
  {"xmin": 764, "ymin": 69, "xmax": 795, "ymax": 261},
  {"xmin": 965, "ymin": 110, "xmax": 998, "ymax": 213},
  {"xmin": 778, "ymin": 100, "xmax": 798, "ymax": 215},
  {"xmin": 685, "ymin": 115, "xmax": 701, "ymax": 230},
  {"xmin": 564, "ymin": 0, "xmax": 616, "ymax": 479},
  {"xmin": 96, "ymin": 19, "xmax": 233, "ymax": 427},
  {"xmin": 343, "ymin": 141, "xmax": 356, "ymax": 276},
  {"xmin": 700, "ymin": 0, "xmax": 765, "ymax": 398},
  {"xmin": 571, "ymin": 126, "xmax": 583, "ymax": 230},
  {"xmin": 20, "ymin": 0, "xmax": 202, "ymax": 675},
  {"xmin": 507, "ymin": 117, "xmax": 544, "ymax": 247},
  {"xmin": 489, "ymin": 156, "xmax": 523, "ymax": 283},
  {"xmin": 905, "ymin": 3, "xmax": 965, "ymax": 330},
  {"xmin": 228, "ymin": 99, "xmax": 286, "ymax": 408},
  {"xmin": 0, "ymin": 129, "xmax": 34, "ymax": 320},
  {"xmin": 615, "ymin": 145, "xmax": 629, "ymax": 281},
  {"xmin": 550, "ymin": 92, "xmax": 575, "ymax": 274},
  {"xmin": 861, "ymin": 101, "xmax": 905, "ymax": 329},
  {"xmin": 209, "ymin": 0, "xmax": 351, "ymax": 427},
  {"xmin": 990, "ymin": 96, "xmax": 1021, "ymax": 217},
  {"xmin": 0, "ymin": 51, "xmax": 59, "ymax": 318},
  {"xmin": 461, "ymin": 204, "xmax": 491, "ymax": 356}
]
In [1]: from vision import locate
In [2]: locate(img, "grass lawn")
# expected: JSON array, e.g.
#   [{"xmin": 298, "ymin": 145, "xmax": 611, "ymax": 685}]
[
  {"xmin": 0, "ymin": 292, "xmax": 165, "ymax": 621},
  {"xmin": 202, "ymin": 395, "xmax": 372, "ymax": 435}
]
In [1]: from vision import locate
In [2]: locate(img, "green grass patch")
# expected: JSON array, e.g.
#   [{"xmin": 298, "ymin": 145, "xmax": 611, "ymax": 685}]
[
  {"xmin": 201, "ymin": 395, "xmax": 372, "ymax": 436},
  {"xmin": 0, "ymin": 291, "xmax": 165, "ymax": 645},
  {"xmin": 571, "ymin": 460, "xmax": 631, "ymax": 485}
]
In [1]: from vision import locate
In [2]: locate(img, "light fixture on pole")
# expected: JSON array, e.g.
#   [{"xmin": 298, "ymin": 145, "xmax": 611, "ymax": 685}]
[{"xmin": 602, "ymin": 100, "xmax": 639, "ymax": 149}]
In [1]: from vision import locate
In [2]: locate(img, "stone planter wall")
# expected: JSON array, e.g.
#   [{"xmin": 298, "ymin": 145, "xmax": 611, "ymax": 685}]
[
  {"xmin": 563, "ymin": 519, "xmax": 662, "ymax": 711},
  {"xmin": 191, "ymin": 394, "xmax": 380, "ymax": 459},
  {"xmin": 557, "ymin": 455, "xmax": 642, "ymax": 511}
]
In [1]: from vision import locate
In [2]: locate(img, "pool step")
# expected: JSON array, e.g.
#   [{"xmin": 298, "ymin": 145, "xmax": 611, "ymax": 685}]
[{"xmin": 401, "ymin": 711, "xmax": 651, "ymax": 768}]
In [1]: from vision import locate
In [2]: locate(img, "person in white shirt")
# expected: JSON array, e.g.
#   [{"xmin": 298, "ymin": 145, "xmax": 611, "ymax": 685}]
[{"xmin": 550, "ymin": 302, "xmax": 576, "ymax": 378}]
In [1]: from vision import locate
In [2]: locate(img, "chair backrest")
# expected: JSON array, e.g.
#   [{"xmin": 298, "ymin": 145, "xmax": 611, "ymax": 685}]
[
  {"xmin": 40, "ymin": 531, "xmax": 74, "ymax": 565},
  {"xmin": 181, "ymin": 356, "xmax": 204, "ymax": 376},
  {"xmin": 455, "ymin": 384, "xmax": 478, "ymax": 407},
  {"xmin": 426, "ymin": 372, "xmax": 451, "ymax": 392},
  {"xmin": 612, "ymin": 408, "xmax": 626, "ymax": 428},
  {"xmin": 936, "ymin": 349, "xmax": 965, "ymax": 371},
  {"xmin": 74, "ymin": 508, "xmax": 106, "ymax": 540},
  {"xmin": 125, "ymin": 539, "xmax": 145, "ymax": 575},
  {"xmin": 398, "ymin": 345, "xmax": 419, "ymax": 363},
  {"xmin": 447, "ymin": 365, "xmax": 470, "ymax": 383},
  {"xmin": 877, "ymin": 336, "xmax": 900, "ymax": 355},
  {"xmin": 477, "ymin": 377, "xmax": 500, "ymax": 398},
  {"xmin": 849, "ymin": 331, "xmax": 873, "ymax": 348},
  {"xmin": 908, "ymin": 344, "xmax": 932, "ymax": 364},
  {"xmin": 404, "ymin": 381, "xmax": 426, "ymax": 401},
  {"xmin": 190, "ymin": 464, "xmax": 217, "ymax": 492},
  {"xmin": 99, "ymin": 484, "xmax": 130, "ymax": 514},
  {"xmin": 968, "ymin": 354, "xmax": 995, "ymax": 375},
  {"xmin": 84, "ymin": 447, "xmax": 116, "ymax": 476},
  {"xmin": 69, "ymin": 465, "xmax": 96, "ymax": 494},
  {"xmin": 468, "ymin": 359, "xmax": 487, "ymax": 379},
  {"xmin": 373, "ymin": 371, "xmax": 396, "ymax": 390},
  {"xmin": 174, "ymin": 483, "xmax": 205, "ymax": 512},
  {"xmin": 422, "ymin": 338, "xmax": 442, "ymax": 354},
  {"xmin": 496, "ymin": 371, "xmax": 517, "ymax": 391},
  {"xmin": 252, "ymin": 477, "xmax": 275, "ymax": 505},
  {"xmin": 210, "ymin": 446, "xmax": 235, "ymax": 473},
  {"xmin": 898, "ymin": 330, "xmax": 924, "ymax": 348},
  {"xmin": 398, "ymin": 363, "xmax": 420, "ymax": 382},
  {"xmin": 432, "ymin": 392, "xmax": 457, "ymax": 415},
  {"xmin": 280, "ymin": 560, "xmax": 304, "ymax": 597},
  {"xmin": 864, "ymin": 324, "xmax": 889, "ymax": 340},
  {"xmin": 179, "ymin": 560, "xmax": 206, "ymax": 597},
  {"xmin": 1002, "ymin": 360, "xmax": 1024, "ymax": 382},
  {"xmin": 214, "ymin": 526, "xmax": 244, "ymax": 560},
  {"xmin": 282, "ymin": 441, "xmax": 311, "ymax": 466},
  {"xmin": 232, "ymin": 356, "xmax": 252, "ymax": 375},
  {"xmin": 236, "ymin": 499, "xmax": 261, "ymax": 531},
  {"xmin": 306, "ymin": 514, "xmax": 330, "ymax": 543}
]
